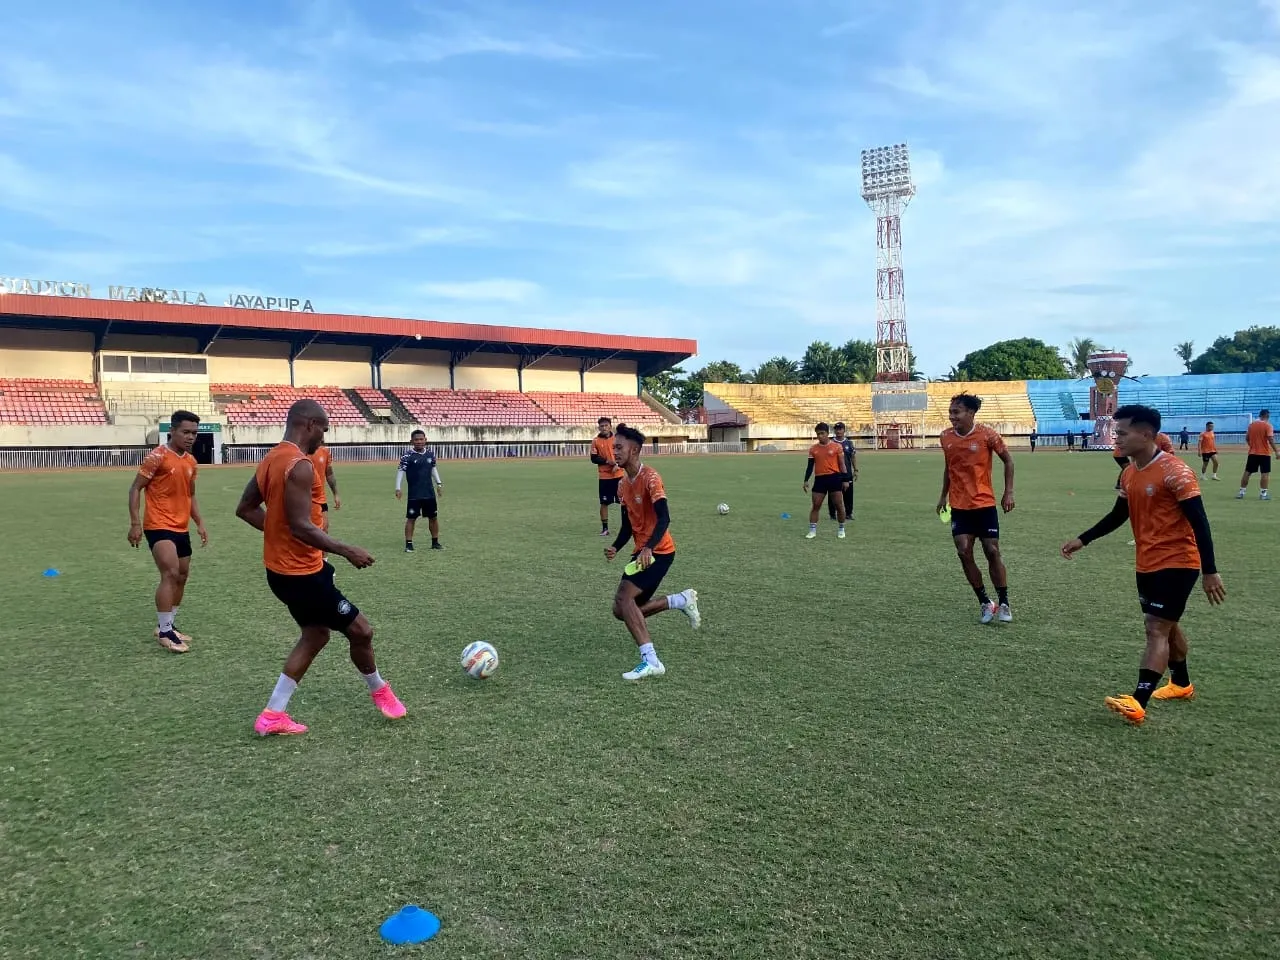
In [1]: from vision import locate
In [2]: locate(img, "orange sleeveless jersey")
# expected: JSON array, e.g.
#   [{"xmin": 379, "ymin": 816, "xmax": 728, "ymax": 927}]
[
  {"xmin": 1247, "ymin": 420, "xmax": 1274, "ymax": 455},
  {"xmin": 1156, "ymin": 432, "xmax": 1175, "ymax": 454},
  {"xmin": 808, "ymin": 440, "xmax": 845, "ymax": 476},
  {"xmin": 312, "ymin": 444, "xmax": 330, "ymax": 504},
  {"xmin": 1119, "ymin": 452, "xmax": 1202, "ymax": 573},
  {"xmin": 592, "ymin": 435, "xmax": 624, "ymax": 479},
  {"xmin": 255, "ymin": 442, "xmax": 324, "ymax": 576},
  {"xmin": 1198, "ymin": 431, "xmax": 1216, "ymax": 454},
  {"xmin": 619, "ymin": 464, "xmax": 675, "ymax": 554},
  {"xmin": 939, "ymin": 424, "xmax": 1007, "ymax": 510},
  {"xmin": 136, "ymin": 445, "xmax": 196, "ymax": 533}
]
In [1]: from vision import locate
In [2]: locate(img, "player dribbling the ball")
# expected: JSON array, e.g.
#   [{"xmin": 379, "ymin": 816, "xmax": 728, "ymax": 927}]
[{"xmin": 604, "ymin": 425, "xmax": 701, "ymax": 680}]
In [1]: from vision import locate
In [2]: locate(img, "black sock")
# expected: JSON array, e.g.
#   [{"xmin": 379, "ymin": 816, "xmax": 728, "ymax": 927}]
[
  {"xmin": 602, "ymin": 519, "xmax": 609, "ymax": 531},
  {"xmin": 1133, "ymin": 668, "xmax": 1162, "ymax": 707},
  {"xmin": 1169, "ymin": 659, "xmax": 1191, "ymax": 687},
  {"xmin": 406, "ymin": 540, "xmax": 413, "ymax": 548},
  {"xmin": 974, "ymin": 585, "xmax": 991, "ymax": 605},
  {"xmin": 996, "ymin": 586, "xmax": 1009, "ymax": 606},
  {"xmin": 432, "ymin": 537, "xmax": 440, "ymax": 545}
]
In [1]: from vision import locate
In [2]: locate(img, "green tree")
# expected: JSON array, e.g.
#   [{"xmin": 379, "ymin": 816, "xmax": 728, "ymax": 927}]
[
  {"xmin": 641, "ymin": 366, "xmax": 687, "ymax": 408},
  {"xmin": 751, "ymin": 356, "xmax": 801, "ymax": 384},
  {"xmin": 837, "ymin": 339, "xmax": 878, "ymax": 382},
  {"xmin": 954, "ymin": 338, "xmax": 1069, "ymax": 381},
  {"xmin": 801, "ymin": 340, "xmax": 851, "ymax": 384},
  {"xmin": 1175, "ymin": 340, "xmax": 1195, "ymax": 373},
  {"xmin": 1066, "ymin": 337, "xmax": 1098, "ymax": 377},
  {"xmin": 1189, "ymin": 326, "xmax": 1280, "ymax": 374},
  {"xmin": 691, "ymin": 360, "xmax": 748, "ymax": 385}
]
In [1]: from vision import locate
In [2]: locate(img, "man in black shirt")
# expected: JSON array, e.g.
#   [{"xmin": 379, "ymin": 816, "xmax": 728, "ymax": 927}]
[
  {"xmin": 827, "ymin": 422, "xmax": 858, "ymax": 522},
  {"xmin": 395, "ymin": 430, "xmax": 443, "ymax": 551}
]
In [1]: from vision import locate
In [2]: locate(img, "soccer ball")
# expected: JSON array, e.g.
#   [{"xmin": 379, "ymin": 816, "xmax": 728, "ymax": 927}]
[
  {"xmin": 461, "ymin": 641, "xmax": 500, "ymax": 679},
  {"xmin": 717, "ymin": 502, "xmax": 730, "ymax": 515}
]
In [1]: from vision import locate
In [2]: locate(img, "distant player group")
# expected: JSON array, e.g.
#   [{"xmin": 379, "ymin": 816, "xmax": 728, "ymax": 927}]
[{"xmin": 127, "ymin": 396, "xmax": 1275, "ymax": 731}]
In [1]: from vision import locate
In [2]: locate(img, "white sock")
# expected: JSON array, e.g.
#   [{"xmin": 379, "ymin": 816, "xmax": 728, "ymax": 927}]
[
  {"xmin": 157, "ymin": 611, "xmax": 175, "ymax": 634},
  {"xmin": 839, "ymin": 523, "xmax": 846, "ymax": 531},
  {"xmin": 810, "ymin": 522, "xmax": 817, "ymax": 531},
  {"xmin": 639, "ymin": 642, "xmax": 661, "ymax": 667},
  {"xmin": 1240, "ymin": 488, "xmax": 1248, "ymax": 495},
  {"xmin": 666, "ymin": 593, "xmax": 687, "ymax": 611},
  {"xmin": 361, "ymin": 669, "xmax": 385, "ymax": 692},
  {"xmin": 267, "ymin": 674, "xmax": 298, "ymax": 712}
]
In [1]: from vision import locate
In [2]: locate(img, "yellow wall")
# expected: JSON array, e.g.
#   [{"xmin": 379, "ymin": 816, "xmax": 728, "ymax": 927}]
[
  {"xmin": 522, "ymin": 357, "xmax": 581, "ymax": 392},
  {"xmin": 584, "ymin": 359, "xmax": 637, "ymax": 394},
  {"xmin": 381, "ymin": 348, "xmax": 451, "ymax": 388},
  {"xmin": 454, "ymin": 354, "xmax": 519, "ymax": 391},
  {"xmin": 292, "ymin": 345, "xmax": 372, "ymax": 388},
  {"xmin": 0, "ymin": 329, "xmax": 95, "ymax": 380},
  {"xmin": 103, "ymin": 333, "xmax": 198, "ymax": 353},
  {"xmin": 206, "ymin": 340, "xmax": 291, "ymax": 385}
]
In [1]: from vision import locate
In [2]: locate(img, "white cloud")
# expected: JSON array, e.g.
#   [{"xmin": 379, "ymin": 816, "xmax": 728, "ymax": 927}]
[{"xmin": 417, "ymin": 279, "xmax": 542, "ymax": 303}]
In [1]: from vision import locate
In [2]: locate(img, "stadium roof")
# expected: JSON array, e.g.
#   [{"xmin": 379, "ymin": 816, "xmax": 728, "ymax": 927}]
[{"xmin": 0, "ymin": 294, "xmax": 696, "ymax": 375}]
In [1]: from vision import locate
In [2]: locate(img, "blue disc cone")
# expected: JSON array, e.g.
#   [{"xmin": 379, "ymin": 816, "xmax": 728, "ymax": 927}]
[
  {"xmin": 380, "ymin": 905, "xmax": 441, "ymax": 945},
  {"xmin": 42, "ymin": 568, "xmax": 60, "ymax": 577},
  {"xmin": 780, "ymin": 513, "xmax": 790, "ymax": 520}
]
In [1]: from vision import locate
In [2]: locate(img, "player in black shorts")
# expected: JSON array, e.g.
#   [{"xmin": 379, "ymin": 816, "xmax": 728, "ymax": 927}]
[{"xmin": 396, "ymin": 430, "xmax": 444, "ymax": 551}]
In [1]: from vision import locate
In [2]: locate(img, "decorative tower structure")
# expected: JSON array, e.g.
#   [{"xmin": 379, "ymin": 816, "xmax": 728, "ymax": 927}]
[{"xmin": 1087, "ymin": 350, "xmax": 1129, "ymax": 449}]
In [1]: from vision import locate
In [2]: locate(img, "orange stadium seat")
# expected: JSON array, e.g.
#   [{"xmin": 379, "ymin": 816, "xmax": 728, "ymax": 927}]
[
  {"xmin": 210, "ymin": 384, "xmax": 370, "ymax": 426},
  {"xmin": 0, "ymin": 378, "xmax": 110, "ymax": 426},
  {"xmin": 387, "ymin": 388, "xmax": 555, "ymax": 427},
  {"xmin": 527, "ymin": 392, "xmax": 663, "ymax": 426}
]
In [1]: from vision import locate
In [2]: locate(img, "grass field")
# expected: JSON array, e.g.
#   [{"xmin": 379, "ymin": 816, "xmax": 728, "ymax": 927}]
[{"xmin": 2, "ymin": 449, "xmax": 1278, "ymax": 959}]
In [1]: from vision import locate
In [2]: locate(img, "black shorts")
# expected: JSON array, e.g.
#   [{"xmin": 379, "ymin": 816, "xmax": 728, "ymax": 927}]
[
  {"xmin": 1114, "ymin": 455, "xmax": 1130, "ymax": 468},
  {"xmin": 812, "ymin": 474, "xmax": 844, "ymax": 495},
  {"xmin": 406, "ymin": 498, "xmax": 438, "ymax": 520},
  {"xmin": 1136, "ymin": 568, "xmax": 1200, "ymax": 622},
  {"xmin": 621, "ymin": 551, "xmax": 675, "ymax": 605},
  {"xmin": 266, "ymin": 562, "xmax": 360, "ymax": 632},
  {"xmin": 1201, "ymin": 452, "xmax": 1216, "ymax": 464},
  {"xmin": 950, "ymin": 506, "xmax": 1000, "ymax": 540},
  {"xmin": 320, "ymin": 502, "xmax": 329, "ymax": 513},
  {"xmin": 1245, "ymin": 454, "xmax": 1272, "ymax": 475},
  {"xmin": 145, "ymin": 529, "xmax": 192, "ymax": 559},
  {"xmin": 599, "ymin": 477, "xmax": 622, "ymax": 505}
]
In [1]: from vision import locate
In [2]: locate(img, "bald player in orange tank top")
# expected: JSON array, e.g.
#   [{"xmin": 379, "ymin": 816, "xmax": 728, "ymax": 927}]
[
  {"xmin": 311, "ymin": 442, "xmax": 341, "ymax": 532},
  {"xmin": 236, "ymin": 399, "xmax": 406, "ymax": 736},
  {"xmin": 1063, "ymin": 403, "xmax": 1226, "ymax": 726}
]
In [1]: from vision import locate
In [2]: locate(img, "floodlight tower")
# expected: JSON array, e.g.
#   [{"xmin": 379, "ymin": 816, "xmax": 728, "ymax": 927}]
[{"xmin": 860, "ymin": 144, "xmax": 915, "ymax": 381}]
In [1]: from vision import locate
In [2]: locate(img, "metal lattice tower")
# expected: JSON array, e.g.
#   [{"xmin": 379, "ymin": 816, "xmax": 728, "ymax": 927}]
[{"xmin": 860, "ymin": 144, "xmax": 915, "ymax": 382}]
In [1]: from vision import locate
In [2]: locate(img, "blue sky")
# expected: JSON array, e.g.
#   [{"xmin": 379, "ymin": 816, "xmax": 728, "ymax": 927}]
[{"xmin": 2, "ymin": 0, "xmax": 1280, "ymax": 379}]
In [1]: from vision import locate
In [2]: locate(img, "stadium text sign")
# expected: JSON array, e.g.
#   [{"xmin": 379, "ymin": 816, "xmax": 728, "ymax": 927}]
[
  {"xmin": 0, "ymin": 276, "xmax": 92, "ymax": 298},
  {"xmin": 107, "ymin": 286, "xmax": 315, "ymax": 312}
]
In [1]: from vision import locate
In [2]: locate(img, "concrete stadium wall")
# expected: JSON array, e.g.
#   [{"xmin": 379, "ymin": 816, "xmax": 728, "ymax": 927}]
[
  {"xmin": 103, "ymin": 333, "xmax": 198, "ymax": 354},
  {"xmin": 0, "ymin": 423, "xmax": 146, "ymax": 446},
  {"xmin": 293, "ymin": 345, "xmax": 372, "ymax": 388},
  {"xmin": 207, "ymin": 340, "xmax": 291, "ymax": 385},
  {"xmin": 522, "ymin": 357, "xmax": 581, "ymax": 392},
  {"xmin": 585, "ymin": 359, "xmax": 638, "ymax": 394},
  {"xmin": 0, "ymin": 329, "xmax": 95, "ymax": 380},
  {"xmin": 381, "ymin": 348, "xmax": 451, "ymax": 389},
  {"xmin": 224, "ymin": 422, "xmax": 707, "ymax": 446},
  {"xmin": 454, "ymin": 354, "xmax": 519, "ymax": 391}
]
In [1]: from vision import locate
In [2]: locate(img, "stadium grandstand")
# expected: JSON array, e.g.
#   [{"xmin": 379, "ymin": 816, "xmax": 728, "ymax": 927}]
[
  {"xmin": 703, "ymin": 374, "xmax": 1280, "ymax": 449},
  {"xmin": 0, "ymin": 291, "xmax": 701, "ymax": 468}
]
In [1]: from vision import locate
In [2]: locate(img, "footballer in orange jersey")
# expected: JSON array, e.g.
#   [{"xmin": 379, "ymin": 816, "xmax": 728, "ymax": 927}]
[
  {"xmin": 1063, "ymin": 405, "xmax": 1226, "ymax": 726},
  {"xmin": 128, "ymin": 410, "xmax": 207, "ymax": 653},
  {"xmin": 936, "ymin": 394, "xmax": 1016, "ymax": 624},
  {"xmin": 1238, "ymin": 409, "xmax": 1278, "ymax": 500},
  {"xmin": 802, "ymin": 422, "xmax": 849, "ymax": 538},
  {"xmin": 603, "ymin": 425, "xmax": 700, "ymax": 681},
  {"xmin": 590, "ymin": 416, "xmax": 625, "ymax": 536}
]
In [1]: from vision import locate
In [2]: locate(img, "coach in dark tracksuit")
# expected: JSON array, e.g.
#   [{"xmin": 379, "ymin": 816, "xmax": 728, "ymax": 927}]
[{"xmin": 828, "ymin": 422, "xmax": 858, "ymax": 521}]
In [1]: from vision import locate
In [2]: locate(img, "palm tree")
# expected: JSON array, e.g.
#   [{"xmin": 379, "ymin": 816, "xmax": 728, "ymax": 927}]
[
  {"xmin": 751, "ymin": 356, "xmax": 801, "ymax": 384},
  {"xmin": 1066, "ymin": 337, "xmax": 1097, "ymax": 377},
  {"xmin": 1175, "ymin": 341, "xmax": 1195, "ymax": 373}
]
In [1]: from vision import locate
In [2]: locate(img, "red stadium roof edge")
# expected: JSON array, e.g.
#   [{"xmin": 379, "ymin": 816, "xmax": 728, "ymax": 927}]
[{"xmin": 0, "ymin": 295, "xmax": 697, "ymax": 356}]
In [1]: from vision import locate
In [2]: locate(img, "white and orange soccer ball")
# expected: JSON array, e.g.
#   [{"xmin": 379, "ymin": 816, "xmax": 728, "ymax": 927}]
[{"xmin": 461, "ymin": 641, "xmax": 500, "ymax": 679}]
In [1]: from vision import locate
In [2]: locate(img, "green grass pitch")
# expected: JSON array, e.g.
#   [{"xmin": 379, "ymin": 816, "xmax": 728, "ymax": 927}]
[{"xmin": 1, "ymin": 450, "xmax": 1277, "ymax": 959}]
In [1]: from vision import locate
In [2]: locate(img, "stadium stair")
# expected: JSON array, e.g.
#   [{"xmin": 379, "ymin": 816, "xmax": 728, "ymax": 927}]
[
  {"xmin": 0, "ymin": 378, "xmax": 111, "ymax": 425},
  {"xmin": 347, "ymin": 388, "xmax": 398, "ymax": 425}
]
